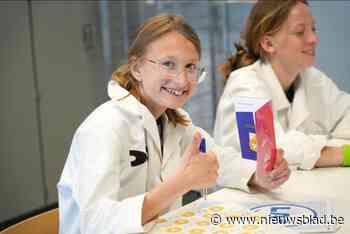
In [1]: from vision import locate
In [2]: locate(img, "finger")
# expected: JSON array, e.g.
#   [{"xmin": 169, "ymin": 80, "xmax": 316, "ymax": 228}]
[
  {"xmin": 274, "ymin": 149, "xmax": 284, "ymax": 165},
  {"xmin": 272, "ymin": 167, "xmax": 290, "ymax": 181},
  {"xmin": 270, "ymin": 174, "xmax": 289, "ymax": 188},
  {"xmin": 271, "ymin": 159, "xmax": 289, "ymax": 178}
]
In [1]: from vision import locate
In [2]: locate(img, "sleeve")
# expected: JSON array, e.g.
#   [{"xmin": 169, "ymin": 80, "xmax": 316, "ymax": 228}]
[
  {"xmin": 72, "ymin": 126, "xmax": 152, "ymax": 234},
  {"xmin": 278, "ymin": 72, "xmax": 350, "ymax": 169},
  {"xmin": 322, "ymin": 76, "xmax": 350, "ymax": 146}
]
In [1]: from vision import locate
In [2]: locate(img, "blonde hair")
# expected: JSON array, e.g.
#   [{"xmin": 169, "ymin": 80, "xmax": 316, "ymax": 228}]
[
  {"xmin": 220, "ymin": 0, "xmax": 308, "ymax": 82},
  {"xmin": 111, "ymin": 14, "xmax": 201, "ymax": 126}
]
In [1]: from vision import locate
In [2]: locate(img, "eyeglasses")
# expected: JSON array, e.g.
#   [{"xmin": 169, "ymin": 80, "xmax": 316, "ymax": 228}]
[{"xmin": 143, "ymin": 57, "xmax": 206, "ymax": 83}]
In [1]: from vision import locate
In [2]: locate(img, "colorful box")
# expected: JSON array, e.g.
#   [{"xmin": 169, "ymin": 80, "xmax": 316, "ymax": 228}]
[{"xmin": 234, "ymin": 97, "xmax": 277, "ymax": 176}]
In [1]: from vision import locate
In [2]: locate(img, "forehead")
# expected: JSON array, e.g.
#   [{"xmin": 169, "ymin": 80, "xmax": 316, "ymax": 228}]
[
  {"xmin": 145, "ymin": 31, "xmax": 199, "ymax": 61},
  {"xmin": 285, "ymin": 2, "xmax": 315, "ymax": 28}
]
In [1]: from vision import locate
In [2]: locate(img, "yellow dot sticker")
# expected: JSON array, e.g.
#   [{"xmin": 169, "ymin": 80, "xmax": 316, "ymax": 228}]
[
  {"xmin": 212, "ymin": 230, "xmax": 228, "ymax": 234},
  {"xmin": 208, "ymin": 206, "xmax": 225, "ymax": 212},
  {"xmin": 219, "ymin": 223, "xmax": 235, "ymax": 229},
  {"xmin": 239, "ymin": 232, "xmax": 252, "ymax": 234},
  {"xmin": 242, "ymin": 224, "xmax": 259, "ymax": 230},
  {"xmin": 189, "ymin": 228, "xmax": 205, "ymax": 234},
  {"xmin": 174, "ymin": 219, "xmax": 189, "ymax": 225},
  {"xmin": 181, "ymin": 211, "xmax": 196, "ymax": 217},
  {"xmin": 196, "ymin": 220, "xmax": 210, "ymax": 226},
  {"xmin": 165, "ymin": 226, "xmax": 182, "ymax": 233}
]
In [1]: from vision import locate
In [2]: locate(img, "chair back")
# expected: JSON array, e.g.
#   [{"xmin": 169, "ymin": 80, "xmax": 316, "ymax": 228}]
[{"xmin": 0, "ymin": 208, "xmax": 58, "ymax": 234}]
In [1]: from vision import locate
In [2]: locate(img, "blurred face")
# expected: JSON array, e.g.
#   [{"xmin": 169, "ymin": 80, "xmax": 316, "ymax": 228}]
[
  {"xmin": 135, "ymin": 31, "xmax": 200, "ymax": 118},
  {"xmin": 267, "ymin": 2, "xmax": 319, "ymax": 74}
]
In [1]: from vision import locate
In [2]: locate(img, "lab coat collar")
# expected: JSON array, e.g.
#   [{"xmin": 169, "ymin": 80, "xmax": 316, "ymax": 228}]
[
  {"xmin": 257, "ymin": 61, "xmax": 310, "ymax": 129},
  {"xmin": 161, "ymin": 112, "xmax": 187, "ymax": 168},
  {"xmin": 288, "ymin": 72, "xmax": 310, "ymax": 129},
  {"xmin": 258, "ymin": 60, "xmax": 290, "ymax": 112},
  {"xmin": 108, "ymin": 80, "xmax": 161, "ymax": 154}
]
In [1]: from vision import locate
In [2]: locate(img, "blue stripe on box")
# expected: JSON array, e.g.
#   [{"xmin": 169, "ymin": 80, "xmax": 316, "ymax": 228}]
[{"xmin": 236, "ymin": 111, "xmax": 257, "ymax": 160}]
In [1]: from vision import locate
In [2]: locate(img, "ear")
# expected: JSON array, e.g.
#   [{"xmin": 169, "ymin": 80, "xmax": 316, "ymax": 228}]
[
  {"xmin": 129, "ymin": 56, "xmax": 142, "ymax": 82},
  {"xmin": 260, "ymin": 35, "xmax": 276, "ymax": 56}
]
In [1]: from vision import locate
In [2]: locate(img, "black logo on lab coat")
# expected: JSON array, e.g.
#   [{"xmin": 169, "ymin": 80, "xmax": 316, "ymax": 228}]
[{"xmin": 129, "ymin": 149, "xmax": 148, "ymax": 167}]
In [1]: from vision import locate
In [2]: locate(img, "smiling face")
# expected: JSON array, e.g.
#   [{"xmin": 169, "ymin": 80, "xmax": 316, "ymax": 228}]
[
  {"xmin": 134, "ymin": 31, "xmax": 200, "ymax": 118},
  {"xmin": 264, "ymin": 2, "xmax": 319, "ymax": 74}
]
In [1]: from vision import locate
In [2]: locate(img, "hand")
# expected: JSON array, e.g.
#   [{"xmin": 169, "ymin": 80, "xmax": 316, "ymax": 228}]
[
  {"xmin": 176, "ymin": 132, "xmax": 219, "ymax": 191},
  {"xmin": 249, "ymin": 149, "xmax": 290, "ymax": 191}
]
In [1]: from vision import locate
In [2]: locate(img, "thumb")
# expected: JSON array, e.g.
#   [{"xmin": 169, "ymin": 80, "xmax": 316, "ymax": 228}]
[
  {"xmin": 183, "ymin": 131, "xmax": 201, "ymax": 163},
  {"xmin": 190, "ymin": 131, "xmax": 202, "ymax": 155},
  {"xmin": 274, "ymin": 148, "xmax": 284, "ymax": 167}
]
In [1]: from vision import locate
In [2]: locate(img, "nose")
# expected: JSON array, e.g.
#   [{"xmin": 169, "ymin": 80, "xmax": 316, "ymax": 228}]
[
  {"xmin": 308, "ymin": 29, "xmax": 319, "ymax": 45},
  {"xmin": 175, "ymin": 69, "xmax": 190, "ymax": 85}
]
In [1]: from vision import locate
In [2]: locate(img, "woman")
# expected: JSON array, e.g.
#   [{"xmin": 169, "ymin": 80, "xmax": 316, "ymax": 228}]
[
  {"xmin": 214, "ymin": 0, "xmax": 350, "ymax": 170},
  {"xmin": 58, "ymin": 14, "xmax": 290, "ymax": 234}
]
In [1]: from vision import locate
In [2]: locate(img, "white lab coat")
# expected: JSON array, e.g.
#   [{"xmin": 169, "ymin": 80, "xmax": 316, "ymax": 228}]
[
  {"xmin": 214, "ymin": 60, "xmax": 350, "ymax": 169},
  {"xmin": 57, "ymin": 81, "xmax": 255, "ymax": 234}
]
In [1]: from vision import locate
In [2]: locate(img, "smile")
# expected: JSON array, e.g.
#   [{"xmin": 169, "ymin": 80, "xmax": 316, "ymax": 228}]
[
  {"xmin": 162, "ymin": 87, "xmax": 187, "ymax": 96},
  {"xmin": 303, "ymin": 50, "xmax": 315, "ymax": 56}
]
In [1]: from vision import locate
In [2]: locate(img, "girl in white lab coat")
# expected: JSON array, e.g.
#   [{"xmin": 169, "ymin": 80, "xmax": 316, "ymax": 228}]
[
  {"xmin": 58, "ymin": 14, "xmax": 290, "ymax": 234},
  {"xmin": 214, "ymin": 0, "xmax": 350, "ymax": 169}
]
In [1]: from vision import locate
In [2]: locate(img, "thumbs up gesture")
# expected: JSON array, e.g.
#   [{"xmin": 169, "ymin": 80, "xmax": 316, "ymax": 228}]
[{"xmin": 177, "ymin": 132, "xmax": 219, "ymax": 191}]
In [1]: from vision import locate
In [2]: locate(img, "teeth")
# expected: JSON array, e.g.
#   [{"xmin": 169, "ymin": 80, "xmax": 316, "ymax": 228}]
[{"xmin": 164, "ymin": 88, "xmax": 184, "ymax": 96}]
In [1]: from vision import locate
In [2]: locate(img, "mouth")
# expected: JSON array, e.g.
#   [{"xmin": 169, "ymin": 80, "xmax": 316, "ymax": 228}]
[
  {"xmin": 161, "ymin": 87, "xmax": 188, "ymax": 97},
  {"xmin": 302, "ymin": 49, "xmax": 315, "ymax": 56}
]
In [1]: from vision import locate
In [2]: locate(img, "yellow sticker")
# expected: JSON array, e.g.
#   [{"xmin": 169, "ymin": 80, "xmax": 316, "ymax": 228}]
[
  {"xmin": 181, "ymin": 211, "xmax": 196, "ymax": 217},
  {"xmin": 165, "ymin": 226, "xmax": 182, "ymax": 233},
  {"xmin": 212, "ymin": 230, "xmax": 228, "ymax": 234},
  {"xmin": 188, "ymin": 228, "xmax": 206, "ymax": 234},
  {"xmin": 242, "ymin": 224, "xmax": 259, "ymax": 230},
  {"xmin": 173, "ymin": 219, "xmax": 189, "ymax": 225},
  {"xmin": 208, "ymin": 206, "xmax": 225, "ymax": 212},
  {"xmin": 219, "ymin": 223, "xmax": 235, "ymax": 229},
  {"xmin": 196, "ymin": 220, "xmax": 210, "ymax": 226}
]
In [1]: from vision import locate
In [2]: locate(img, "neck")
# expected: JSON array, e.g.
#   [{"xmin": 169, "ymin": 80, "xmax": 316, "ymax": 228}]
[
  {"xmin": 143, "ymin": 100, "xmax": 166, "ymax": 120},
  {"xmin": 270, "ymin": 60, "xmax": 299, "ymax": 91}
]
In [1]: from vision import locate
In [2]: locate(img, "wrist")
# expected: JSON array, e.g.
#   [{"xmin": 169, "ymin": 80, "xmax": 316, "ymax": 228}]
[
  {"xmin": 170, "ymin": 169, "xmax": 191, "ymax": 195},
  {"xmin": 343, "ymin": 144, "xmax": 350, "ymax": 167}
]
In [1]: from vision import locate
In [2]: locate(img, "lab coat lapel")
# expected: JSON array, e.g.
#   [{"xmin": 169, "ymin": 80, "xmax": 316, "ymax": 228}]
[
  {"xmin": 289, "ymin": 77, "xmax": 310, "ymax": 129},
  {"xmin": 162, "ymin": 118, "xmax": 183, "ymax": 168},
  {"xmin": 259, "ymin": 61, "xmax": 290, "ymax": 112},
  {"xmin": 141, "ymin": 107, "xmax": 162, "ymax": 156},
  {"xmin": 107, "ymin": 80, "xmax": 162, "ymax": 156}
]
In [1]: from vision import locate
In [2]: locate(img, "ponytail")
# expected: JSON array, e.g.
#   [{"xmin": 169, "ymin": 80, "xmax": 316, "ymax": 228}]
[{"xmin": 219, "ymin": 43, "xmax": 258, "ymax": 83}]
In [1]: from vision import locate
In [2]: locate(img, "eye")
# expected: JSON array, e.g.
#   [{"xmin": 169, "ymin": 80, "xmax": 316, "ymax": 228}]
[
  {"xmin": 161, "ymin": 60, "xmax": 176, "ymax": 70},
  {"xmin": 185, "ymin": 63, "xmax": 197, "ymax": 73},
  {"xmin": 312, "ymin": 26, "xmax": 317, "ymax": 33},
  {"xmin": 294, "ymin": 30, "xmax": 305, "ymax": 36}
]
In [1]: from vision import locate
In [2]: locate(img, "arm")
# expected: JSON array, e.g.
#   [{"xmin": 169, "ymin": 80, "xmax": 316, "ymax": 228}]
[
  {"xmin": 142, "ymin": 132, "xmax": 218, "ymax": 224},
  {"xmin": 315, "ymin": 146, "xmax": 343, "ymax": 167},
  {"xmin": 73, "ymin": 126, "xmax": 218, "ymax": 233}
]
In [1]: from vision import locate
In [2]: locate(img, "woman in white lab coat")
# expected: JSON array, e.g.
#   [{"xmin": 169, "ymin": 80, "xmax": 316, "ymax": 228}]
[
  {"xmin": 57, "ymin": 14, "xmax": 290, "ymax": 234},
  {"xmin": 214, "ymin": 0, "xmax": 350, "ymax": 170}
]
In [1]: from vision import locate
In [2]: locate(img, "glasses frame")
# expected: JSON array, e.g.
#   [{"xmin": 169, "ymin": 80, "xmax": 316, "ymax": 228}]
[{"xmin": 143, "ymin": 57, "xmax": 207, "ymax": 83}]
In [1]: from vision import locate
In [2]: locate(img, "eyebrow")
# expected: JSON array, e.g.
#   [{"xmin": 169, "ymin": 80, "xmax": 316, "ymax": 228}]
[
  {"xmin": 290, "ymin": 20, "xmax": 316, "ymax": 30},
  {"xmin": 160, "ymin": 56, "xmax": 200, "ymax": 63}
]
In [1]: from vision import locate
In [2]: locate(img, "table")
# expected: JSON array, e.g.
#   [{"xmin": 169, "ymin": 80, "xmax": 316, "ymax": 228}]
[{"xmin": 150, "ymin": 167, "xmax": 349, "ymax": 234}]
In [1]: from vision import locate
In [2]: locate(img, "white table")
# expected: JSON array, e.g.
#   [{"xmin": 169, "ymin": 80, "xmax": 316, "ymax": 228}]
[{"xmin": 150, "ymin": 167, "xmax": 349, "ymax": 234}]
